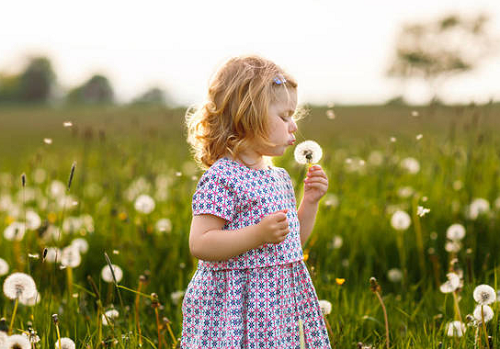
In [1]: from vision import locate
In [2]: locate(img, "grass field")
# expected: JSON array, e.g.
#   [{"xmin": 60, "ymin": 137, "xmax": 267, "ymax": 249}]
[{"xmin": 1, "ymin": 102, "xmax": 500, "ymax": 348}]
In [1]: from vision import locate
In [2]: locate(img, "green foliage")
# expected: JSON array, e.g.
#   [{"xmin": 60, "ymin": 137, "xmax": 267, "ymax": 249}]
[{"xmin": 66, "ymin": 75, "xmax": 114, "ymax": 105}]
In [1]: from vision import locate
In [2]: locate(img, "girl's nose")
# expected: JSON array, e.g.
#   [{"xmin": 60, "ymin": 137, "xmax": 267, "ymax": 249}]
[{"xmin": 290, "ymin": 120, "xmax": 298, "ymax": 133}]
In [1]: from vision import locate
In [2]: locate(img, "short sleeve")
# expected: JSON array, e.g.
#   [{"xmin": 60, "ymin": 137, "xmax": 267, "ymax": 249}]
[{"xmin": 192, "ymin": 170, "xmax": 236, "ymax": 222}]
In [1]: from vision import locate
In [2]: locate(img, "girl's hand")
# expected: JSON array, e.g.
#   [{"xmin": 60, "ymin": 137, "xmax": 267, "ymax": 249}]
[
  {"xmin": 303, "ymin": 165, "xmax": 329, "ymax": 204},
  {"xmin": 257, "ymin": 209, "xmax": 289, "ymax": 244}
]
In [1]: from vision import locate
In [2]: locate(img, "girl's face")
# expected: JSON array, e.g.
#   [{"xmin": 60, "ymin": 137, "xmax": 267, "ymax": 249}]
[{"xmin": 257, "ymin": 88, "xmax": 298, "ymax": 157}]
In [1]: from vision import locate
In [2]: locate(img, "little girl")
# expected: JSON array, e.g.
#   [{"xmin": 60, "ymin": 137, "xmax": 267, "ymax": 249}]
[{"xmin": 182, "ymin": 55, "xmax": 331, "ymax": 348}]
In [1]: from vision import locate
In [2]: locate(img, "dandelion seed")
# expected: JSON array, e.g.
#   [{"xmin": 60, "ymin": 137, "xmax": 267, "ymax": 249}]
[
  {"xmin": 101, "ymin": 264, "xmax": 123, "ymax": 283},
  {"xmin": 411, "ymin": 110, "xmax": 419, "ymax": 117},
  {"xmin": 416, "ymin": 134, "xmax": 423, "ymax": 140},
  {"xmin": 2, "ymin": 272, "xmax": 37, "ymax": 300},
  {"xmin": 332, "ymin": 235, "xmax": 343, "ymax": 249},
  {"xmin": 170, "ymin": 290, "xmax": 185, "ymax": 305},
  {"xmin": 3, "ymin": 222, "xmax": 26, "ymax": 241},
  {"xmin": 55, "ymin": 337, "xmax": 76, "ymax": 349},
  {"xmin": 387, "ymin": 268, "xmax": 403, "ymax": 283},
  {"xmin": 102, "ymin": 309, "xmax": 120, "ymax": 326},
  {"xmin": 473, "ymin": 305, "xmax": 494, "ymax": 324},
  {"xmin": 155, "ymin": 218, "xmax": 172, "ymax": 233},
  {"xmin": 5, "ymin": 334, "xmax": 30, "ymax": 349},
  {"xmin": 134, "ymin": 194, "xmax": 155, "ymax": 214},
  {"xmin": 0, "ymin": 258, "xmax": 9, "ymax": 276},
  {"xmin": 473, "ymin": 285, "xmax": 496, "ymax": 305},
  {"xmin": 446, "ymin": 321, "xmax": 466, "ymax": 337},
  {"xmin": 43, "ymin": 138, "xmax": 52, "ymax": 145},
  {"xmin": 294, "ymin": 140, "xmax": 323, "ymax": 165},
  {"xmin": 60, "ymin": 246, "xmax": 82, "ymax": 268},
  {"xmin": 390, "ymin": 210, "xmax": 411, "ymax": 231},
  {"xmin": 28, "ymin": 253, "xmax": 39, "ymax": 259},
  {"xmin": 63, "ymin": 121, "xmax": 73, "ymax": 127},
  {"xmin": 417, "ymin": 206, "xmax": 430, "ymax": 217},
  {"xmin": 439, "ymin": 272, "xmax": 462, "ymax": 293},
  {"xmin": 71, "ymin": 238, "xmax": 89, "ymax": 254},
  {"xmin": 446, "ymin": 224, "xmax": 466, "ymax": 241},
  {"xmin": 318, "ymin": 300, "xmax": 332, "ymax": 315},
  {"xmin": 400, "ymin": 157, "xmax": 420, "ymax": 174},
  {"xmin": 326, "ymin": 109, "xmax": 335, "ymax": 120},
  {"xmin": 390, "ymin": 137, "xmax": 396, "ymax": 143}
]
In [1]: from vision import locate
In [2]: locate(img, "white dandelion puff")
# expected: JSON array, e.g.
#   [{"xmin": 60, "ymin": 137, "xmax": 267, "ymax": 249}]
[
  {"xmin": 387, "ymin": 268, "xmax": 403, "ymax": 283},
  {"xmin": 5, "ymin": 334, "xmax": 31, "ymax": 349},
  {"xmin": 134, "ymin": 194, "xmax": 155, "ymax": 214},
  {"xmin": 390, "ymin": 137, "xmax": 397, "ymax": 143},
  {"xmin": 446, "ymin": 224, "xmax": 466, "ymax": 241},
  {"xmin": 390, "ymin": 210, "xmax": 411, "ymax": 231},
  {"xmin": 326, "ymin": 110, "xmax": 336, "ymax": 120},
  {"xmin": 4, "ymin": 222, "xmax": 26, "ymax": 241},
  {"xmin": 417, "ymin": 206, "xmax": 430, "ymax": 217},
  {"xmin": 171, "ymin": 290, "xmax": 185, "ymax": 305},
  {"xmin": 400, "ymin": 157, "xmax": 420, "ymax": 174},
  {"xmin": 102, "ymin": 309, "xmax": 120, "ymax": 326},
  {"xmin": 101, "ymin": 264, "xmax": 123, "ymax": 283},
  {"xmin": 397, "ymin": 186, "xmax": 414, "ymax": 198},
  {"xmin": 416, "ymin": 134, "xmax": 423, "ymax": 140},
  {"xmin": 0, "ymin": 258, "xmax": 9, "ymax": 276},
  {"xmin": 26, "ymin": 210, "xmax": 42, "ymax": 230},
  {"xmin": 473, "ymin": 305, "xmax": 494, "ymax": 324},
  {"xmin": 71, "ymin": 238, "xmax": 89, "ymax": 254},
  {"xmin": 446, "ymin": 321, "xmax": 466, "ymax": 337},
  {"xmin": 155, "ymin": 218, "xmax": 172, "ymax": 233},
  {"xmin": 0, "ymin": 332, "xmax": 8, "ymax": 347},
  {"xmin": 473, "ymin": 284, "xmax": 496, "ymax": 305},
  {"xmin": 44, "ymin": 247, "xmax": 61, "ymax": 263},
  {"xmin": 445, "ymin": 240, "xmax": 462, "ymax": 253},
  {"xmin": 60, "ymin": 246, "xmax": 82, "ymax": 268},
  {"xmin": 22, "ymin": 331, "xmax": 41, "ymax": 344},
  {"xmin": 55, "ymin": 337, "xmax": 76, "ymax": 349},
  {"xmin": 439, "ymin": 272, "xmax": 462, "ymax": 293},
  {"xmin": 43, "ymin": 138, "xmax": 53, "ymax": 145},
  {"xmin": 3, "ymin": 272, "xmax": 37, "ymax": 300},
  {"xmin": 294, "ymin": 140, "xmax": 323, "ymax": 165},
  {"xmin": 411, "ymin": 110, "xmax": 419, "ymax": 117},
  {"xmin": 20, "ymin": 289, "xmax": 41, "ymax": 306},
  {"xmin": 323, "ymin": 193, "xmax": 339, "ymax": 208},
  {"xmin": 332, "ymin": 235, "xmax": 343, "ymax": 249},
  {"xmin": 467, "ymin": 198, "xmax": 490, "ymax": 220},
  {"xmin": 318, "ymin": 300, "xmax": 332, "ymax": 315},
  {"xmin": 63, "ymin": 121, "xmax": 73, "ymax": 127}
]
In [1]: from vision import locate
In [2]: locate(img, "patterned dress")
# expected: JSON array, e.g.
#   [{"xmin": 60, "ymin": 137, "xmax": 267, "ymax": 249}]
[{"xmin": 181, "ymin": 157, "xmax": 331, "ymax": 349}]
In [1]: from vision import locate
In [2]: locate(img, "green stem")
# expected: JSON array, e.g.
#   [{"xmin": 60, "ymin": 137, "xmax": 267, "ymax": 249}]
[{"xmin": 9, "ymin": 298, "xmax": 19, "ymax": 335}]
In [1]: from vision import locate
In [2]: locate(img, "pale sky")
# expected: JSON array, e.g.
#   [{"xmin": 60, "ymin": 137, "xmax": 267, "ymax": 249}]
[{"xmin": 1, "ymin": 0, "xmax": 499, "ymax": 105}]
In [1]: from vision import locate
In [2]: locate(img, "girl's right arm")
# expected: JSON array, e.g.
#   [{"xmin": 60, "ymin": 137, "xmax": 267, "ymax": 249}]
[{"xmin": 189, "ymin": 210, "xmax": 289, "ymax": 261}]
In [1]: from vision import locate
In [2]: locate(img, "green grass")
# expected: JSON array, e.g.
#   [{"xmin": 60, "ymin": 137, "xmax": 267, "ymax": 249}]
[{"xmin": 1, "ymin": 102, "xmax": 500, "ymax": 348}]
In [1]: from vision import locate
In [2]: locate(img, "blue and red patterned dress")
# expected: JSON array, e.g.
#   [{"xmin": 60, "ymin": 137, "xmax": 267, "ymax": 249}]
[{"xmin": 181, "ymin": 157, "xmax": 331, "ymax": 349}]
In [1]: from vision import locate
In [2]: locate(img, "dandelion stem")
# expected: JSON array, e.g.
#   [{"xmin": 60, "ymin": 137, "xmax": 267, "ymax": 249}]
[
  {"xmin": 412, "ymin": 195, "xmax": 426, "ymax": 278},
  {"xmin": 298, "ymin": 319, "xmax": 305, "ymax": 349},
  {"xmin": 165, "ymin": 322, "xmax": 177, "ymax": 347},
  {"xmin": 370, "ymin": 277, "xmax": 389, "ymax": 349},
  {"xmin": 66, "ymin": 267, "xmax": 73, "ymax": 298},
  {"xmin": 452, "ymin": 291, "xmax": 462, "ymax": 322},
  {"xmin": 481, "ymin": 305, "xmax": 491, "ymax": 349},
  {"xmin": 324, "ymin": 316, "xmax": 334, "ymax": 341},
  {"xmin": 135, "ymin": 277, "xmax": 144, "ymax": 347},
  {"xmin": 8, "ymin": 298, "xmax": 19, "ymax": 335}
]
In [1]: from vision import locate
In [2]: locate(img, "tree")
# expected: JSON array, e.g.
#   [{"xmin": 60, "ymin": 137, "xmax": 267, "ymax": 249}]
[
  {"xmin": 67, "ymin": 74, "xmax": 114, "ymax": 104},
  {"xmin": 387, "ymin": 13, "xmax": 497, "ymax": 103},
  {"xmin": 131, "ymin": 87, "xmax": 170, "ymax": 105},
  {"xmin": 19, "ymin": 56, "xmax": 56, "ymax": 102}
]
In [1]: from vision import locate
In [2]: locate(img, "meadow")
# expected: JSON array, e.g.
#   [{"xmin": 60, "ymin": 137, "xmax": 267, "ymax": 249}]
[{"xmin": 1, "ymin": 102, "xmax": 500, "ymax": 348}]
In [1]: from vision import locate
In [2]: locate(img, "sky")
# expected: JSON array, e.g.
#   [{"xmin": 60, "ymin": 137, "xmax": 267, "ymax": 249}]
[{"xmin": 1, "ymin": 0, "xmax": 499, "ymax": 106}]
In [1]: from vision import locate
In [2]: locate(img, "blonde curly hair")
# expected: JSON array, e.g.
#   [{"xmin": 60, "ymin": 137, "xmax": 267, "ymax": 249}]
[{"xmin": 186, "ymin": 54, "xmax": 298, "ymax": 169}]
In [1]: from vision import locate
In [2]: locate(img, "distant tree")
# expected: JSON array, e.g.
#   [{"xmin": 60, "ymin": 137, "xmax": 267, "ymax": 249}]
[
  {"xmin": 387, "ymin": 13, "xmax": 497, "ymax": 103},
  {"xmin": 67, "ymin": 74, "xmax": 114, "ymax": 104},
  {"xmin": 19, "ymin": 56, "xmax": 56, "ymax": 102},
  {"xmin": 131, "ymin": 87, "xmax": 168, "ymax": 105}
]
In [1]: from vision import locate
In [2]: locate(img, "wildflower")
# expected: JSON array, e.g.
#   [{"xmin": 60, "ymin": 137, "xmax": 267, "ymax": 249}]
[
  {"xmin": 3, "ymin": 272, "xmax": 37, "ymax": 300},
  {"xmin": 155, "ymin": 218, "xmax": 172, "ymax": 233},
  {"xmin": 0, "ymin": 258, "xmax": 9, "ymax": 276},
  {"xmin": 5, "ymin": 334, "xmax": 30, "ymax": 349},
  {"xmin": 368, "ymin": 151, "xmax": 384, "ymax": 166},
  {"xmin": 102, "ymin": 309, "xmax": 120, "ymax": 326},
  {"xmin": 473, "ymin": 285, "xmax": 496, "ymax": 305},
  {"xmin": 55, "ymin": 337, "xmax": 76, "ymax": 349},
  {"xmin": 26, "ymin": 210, "xmax": 41, "ymax": 230},
  {"xmin": 473, "ymin": 305, "xmax": 494, "ymax": 324},
  {"xmin": 134, "ymin": 194, "xmax": 155, "ymax": 214},
  {"xmin": 318, "ymin": 300, "xmax": 332, "ymax": 315},
  {"xmin": 326, "ymin": 110, "xmax": 335, "ymax": 120},
  {"xmin": 101, "ymin": 264, "xmax": 123, "ymax": 283},
  {"xmin": 387, "ymin": 268, "xmax": 403, "ymax": 283},
  {"xmin": 44, "ymin": 247, "xmax": 61, "ymax": 263},
  {"xmin": 467, "ymin": 198, "xmax": 490, "ymax": 220},
  {"xmin": 397, "ymin": 186, "xmax": 414, "ymax": 198},
  {"xmin": 60, "ymin": 246, "xmax": 82, "ymax": 268},
  {"xmin": 390, "ymin": 210, "xmax": 411, "ymax": 231},
  {"xmin": 71, "ymin": 238, "xmax": 89, "ymax": 254},
  {"xmin": 416, "ymin": 134, "xmax": 423, "ymax": 140},
  {"xmin": 400, "ymin": 157, "xmax": 420, "ymax": 174},
  {"xmin": 445, "ymin": 240, "xmax": 462, "ymax": 253},
  {"xmin": 171, "ymin": 290, "xmax": 185, "ymax": 305},
  {"xmin": 294, "ymin": 140, "xmax": 323, "ymax": 165},
  {"xmin": 3, "ymin": 222, "xmax": 26, "ymax": 241},
  {"xmin": 335, "ymin": 278, "xmax": 345, "ymax": 285},
  {"xmin": 43, "ymin": 138, "xmax": 52, "ymax": 145},
  {"xmin": 390, "ymin": 137, "xmax": 396, "ymax": 143},
  {"xmin": 63, "ymin": 121, "xmax": 73, "ymax": 127},
  {"xmin": 446, "ymin": 321, "xmax": 466, "ymax": 337},
  {"xmin": 439, "ymin": 272, "xmax": 462, "ymax": 293},
  {"xmin": 411, "ymin": 110, "xmax": 419, "ymax": 117},
  {"xmin": 332, "ymin": 235, "xmax": 343, "ymax": 249},
  {"xmin": 446, "ymin": 224, "xmax": 466, "ymax": 241},
  {"xmin": 417, "ymin": 206, "xmax": 430, "ymax": 217}
]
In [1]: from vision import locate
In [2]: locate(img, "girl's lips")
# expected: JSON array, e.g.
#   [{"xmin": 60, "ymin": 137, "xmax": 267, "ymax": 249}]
[{"xmin": 288, "ymin": 140, "xmax": 296, "ymax": 146}]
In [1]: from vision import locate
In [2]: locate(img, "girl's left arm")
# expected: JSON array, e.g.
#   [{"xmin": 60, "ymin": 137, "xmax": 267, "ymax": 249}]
[{"xmin": 297, "ymin": 165, "xmax": 328, "ymax": 245}]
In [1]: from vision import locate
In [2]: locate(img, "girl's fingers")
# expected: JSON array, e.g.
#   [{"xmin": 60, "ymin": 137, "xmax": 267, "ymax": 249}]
[{"xmin": 304, "ymin": 177, "xmax": 328, "ymax": 185}]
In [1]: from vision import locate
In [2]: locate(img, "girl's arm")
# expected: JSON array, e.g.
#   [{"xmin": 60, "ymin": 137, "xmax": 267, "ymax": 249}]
[
  {"xmin": 189, "ymin": 210, "xmax": 289, "ymax": 261},
  {"xmin": 297, "ymin": 165, "xmax": 329, "ymax": 245}
]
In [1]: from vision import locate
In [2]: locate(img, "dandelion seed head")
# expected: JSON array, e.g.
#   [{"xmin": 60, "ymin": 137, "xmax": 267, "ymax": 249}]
[
  {"xmin": 63, "ymin": 121, "xmax": 73, "ymax": 127},
  {"xmin": 6, "ymin": 334, "xmax": 31, "ymax": 349},
  {"xmin": 155, "ymin": 218, "xmax": 172, "ymax": 233},
  {"xmin": 411, "ymin": 110, "xmax": 419, "ymax": 117},
  {"xmin": 318, "ymin": 300, "xmax": 332, "ymax": 315},
  {"xmin": 3, "ymin": 222, "xmax": 26, "ymax": 241},
  {"xmin": 175, "ymin": 171, "xmax": 182, "ymax": 177},
  {"xmin": 439, "ymin": 272, "xmax": 462, "ymax": 293},
  {"xmin": 101, "ymin": 264, "xmax": 123, "ymax": 283},
  {"xmin": 473, "ymin": 284, "xmax": 496, "ymax": 305},
  {"xmin": 417, "ymin": 206, "xmax": 430, "ymax": 217},
  {"xmin": 416, "ymin": 134, "xmax": 423, "ymax": 140},
  {"xmin": 467, "ymin": 198, "xmax": 490, "ymax": 220},
  {"xmin": 3, "ymin": 272, "xmax": 37, "ymax": 300},
  {"xmin": 445, "ymin": 240, "xmax": 462, "ymax": 253},
  {"xmin": 19, "ymin": 290, "xmax": 41, "ymax": 306},
  {"xmin": 55, "ymin": 337, "xmax": 76, "ymax": 349},
  {"xmin": 326, "ymin": 109, "xmax": 335, "ymax": 119},
  {"xmin": 390, "ymin": 137, "xmax": 397, "ymax": 143},
  {"xmin": 473, "ymin": 305, "xmax": 494, "ymax": 324},
  {"xmin": 332, "ymin": 235, "xmax": 343, "ymax": 249},
  {"xmin": 43, "ymin": 138, "xmax": 52, "ymax": 145},
  {"xmin": 390, "ymin": 210, "xmax": 411, "ymax": 231},
  {"xmin": 44, "ymin": 247, "xmax": 61, "ymax": 263},
  {"xmin": 400, "ymin": 157, "xmax": 420, "ymax": 174},
  {"xmin": 294, "ymin": 140, "xmax": 323, "ymax": 165},
  {"xmin": 60, "ymin": 246, "xmax": 82, "ymax": 268},
  {"xmin": 134, "ymin": 194, "xmax": 155, "ymax": 214},
  {"xmin": 71, "ymin": 238, "xmax": 89, "ymax": 254},
  {"xmin": 446, "ymin": 321, "xmax": 466, "ymax": 337},
  {"xmin": 387, "ymin": 268, "xmax": 403, "ymax": 283},
  {"xmin": 0, "ymin": 258, "xmax": 9, "ymax": 276},
  {"xmin": 171, "ymin": 290, "xmax": 185, "ymax": 305},
  {"xmin": 446, "ymin": 224, "xmax": 466, "ymax": 241},
  {"xmin": 102, "ymin": 309, "xmax": 120, "ymax": 325},
  {"xmin": 397, "ymin": 186, "xmax": 414, "ymax": 199}
]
